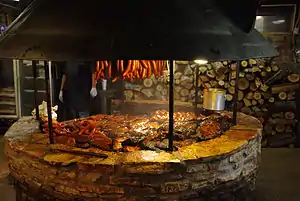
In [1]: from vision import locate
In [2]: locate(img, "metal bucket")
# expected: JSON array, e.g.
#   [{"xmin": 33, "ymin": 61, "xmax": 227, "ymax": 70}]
[{"xmin": 203, "ymin": 88, "xmax": 226, "ymax": 111}]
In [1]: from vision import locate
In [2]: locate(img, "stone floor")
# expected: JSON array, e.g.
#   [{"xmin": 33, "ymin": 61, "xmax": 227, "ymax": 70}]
[{"xmin": 1, "ymin": 135, "xmax": 300, "ymax": 201}]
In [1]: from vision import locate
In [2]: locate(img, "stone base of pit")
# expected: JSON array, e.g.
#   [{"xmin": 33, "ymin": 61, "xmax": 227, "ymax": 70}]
[{"xmin": 5, "ymin": 113, "xmax": 262, "ymax": 201}]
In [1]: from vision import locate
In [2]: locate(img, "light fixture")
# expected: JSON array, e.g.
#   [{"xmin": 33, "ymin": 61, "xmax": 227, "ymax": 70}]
[
  {"xmin": 194, "ymin": 59, "xmax": 208, "ymax": 65},
  {"xmin": 256, "ymin": 16, "xmax": 263, "ymax": 20}
]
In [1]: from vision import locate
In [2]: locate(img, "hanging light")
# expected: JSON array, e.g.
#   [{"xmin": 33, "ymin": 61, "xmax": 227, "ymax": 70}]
[{"xmin": 194, "ymin": 59, "xmax": 208, "ymax": 65}]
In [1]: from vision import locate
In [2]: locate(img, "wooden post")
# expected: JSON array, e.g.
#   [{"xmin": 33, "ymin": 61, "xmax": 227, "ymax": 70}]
[
  {"xmin": 233, "ymin": 61, "xmax": 241, "ymax": 125},
  {"xmin": 168, "ymin": 60, "xmax": 174, "ymax": 151},
  {"xmin": 32, "ymin": 60, "xmax": 39, "ymax": 120},
  {"xmin": 44, "ymin": 61, "xmax": 54, "ymax": 144}
]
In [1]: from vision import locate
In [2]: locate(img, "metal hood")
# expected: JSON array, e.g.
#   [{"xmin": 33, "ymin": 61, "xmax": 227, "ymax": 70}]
[{"xmin": 0, "ymin": 0, "xmax": 277, "ymax": 61}]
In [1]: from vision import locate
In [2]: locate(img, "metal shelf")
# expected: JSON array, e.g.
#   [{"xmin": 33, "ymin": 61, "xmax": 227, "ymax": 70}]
[{"xmin": 0, "ymin": 114, "xmax": 18, "ymax": 119}]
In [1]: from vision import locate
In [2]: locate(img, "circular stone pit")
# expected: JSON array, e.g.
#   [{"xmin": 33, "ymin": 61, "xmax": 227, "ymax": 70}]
[{"xmin": 5, "ymin": 112, "xmax": 262, "ymax": 201}]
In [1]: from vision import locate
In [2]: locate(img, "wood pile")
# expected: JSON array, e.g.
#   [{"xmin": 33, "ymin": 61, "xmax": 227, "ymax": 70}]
[
  {"xmin": 122, "ymin": 59, "xmax": 299, "ymax": 147},
  {"xmin": 123, "ymin": 61, "xmax": 199, "ymax": 102}
]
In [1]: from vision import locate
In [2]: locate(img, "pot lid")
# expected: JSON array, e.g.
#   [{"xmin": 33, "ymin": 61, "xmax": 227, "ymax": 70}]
[{"xmin": 0, "ymin": 0, "xmax": 278, "ymax": 61}]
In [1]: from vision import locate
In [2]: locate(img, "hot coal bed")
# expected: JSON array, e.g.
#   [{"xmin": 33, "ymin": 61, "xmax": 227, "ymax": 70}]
[{"xmin": 5, "ymin": 110, "xmax": 262, "ymax": 201}]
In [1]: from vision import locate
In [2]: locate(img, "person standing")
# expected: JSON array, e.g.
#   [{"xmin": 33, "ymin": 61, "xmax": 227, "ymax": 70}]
[{"xmin": 59, "ymin": 61, "xmax": 97, "ymax": 119}]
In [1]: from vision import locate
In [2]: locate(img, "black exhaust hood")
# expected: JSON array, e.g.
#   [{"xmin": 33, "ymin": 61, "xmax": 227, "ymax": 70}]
[{"xmin": 0, "ymin": 0, "xmax": 277, "ymax": 61}]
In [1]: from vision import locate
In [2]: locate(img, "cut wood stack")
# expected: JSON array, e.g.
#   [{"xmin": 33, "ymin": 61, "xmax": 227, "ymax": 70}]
[{"xmin": 122, "ymin": 59, "xmax": 299, "ymax": 148}]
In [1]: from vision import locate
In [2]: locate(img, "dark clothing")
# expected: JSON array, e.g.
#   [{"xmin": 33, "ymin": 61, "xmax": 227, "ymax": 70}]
[{"xmin": 62, "ymin": 61, "xmax": 95, "ymax": 112}]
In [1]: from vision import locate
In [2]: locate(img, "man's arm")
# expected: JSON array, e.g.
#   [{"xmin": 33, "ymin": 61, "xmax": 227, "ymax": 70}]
[
  {"xmin": 60, "ymin": 74, "xmax": 66, "ymax": 91},
  {"xmin": 92, "ymin": 72, "xmax": 97, "ymax": 88}
]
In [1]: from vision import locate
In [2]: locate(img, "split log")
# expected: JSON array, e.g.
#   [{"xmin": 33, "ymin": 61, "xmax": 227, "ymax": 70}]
[
  {"xmin": 252, "ymin": 106, "xmax": 261, "ymax": 113},
  {"xmin": 189, "ymin": 89, "xmax": 196, "ymax": 100},
  {"xmin": 238, "ymin": 90, "xmax": 244, "ymax": 101},
  {"xmin": 205, "ymin": 83, "xmax": 212, "ymax": 88},
  {"xmin": 268, "ymin": 97, "xmax": 275, "ymax": 103},
  {"xmin": 230, "ymin": 63, "xmax": 237, "ymax": 71},
  {"xmin": 206, "ymin": 64, "xmax": 212, "ymax": 70},
  {"xmin": 206, "ymin": 70, "xmax": 216, "ymax": 78},
  {"xmin": 216, "ymin": 74, "xmax": 225, "ymax": 81},
  {"xmin": 255, "ymin": 78, "xmax": 262, "ymax": 88},
  {"xmin": 155, "ymin": 91, "xmax": 163, "ymax": 100},
  {"xmin": 184, "ymin": 83, "xmax": 194, "ymax": 90},
  {"xmin": 251, "ymin": 100, "xmax": 257, "ymax": 106},
  {"xmin": 210, "ymin": 80, "xmax": 218, "ymax": 87},
  {"xmin": 246, "ymin": 92, "xmax": 254, "ymax": 99},
  {"xmin": 230, "ymin": 80, "xmax": 236, "ymax": 86},
  {"xmin": 265, "ymin": 66, "xmax": 272, "ymax": 72},
  {"xmin": 151, "ymin": 74, "xmax": 158, "ymax": 85},
  {"xmin": 156, "ymin": 84, "xmax": 163, "ymax": 92},
  {"xmin": 174, "ymin": 72, "xmax": 183, "ymax": 80},
  {"xmin": 243, "ymin": 98, "xmax": 252, "ymax": 107},
  {"xmin": 175, "ymin": 86, "xmax": 181, "ymax": 93},
  {"xmin": 253, "ymin": 92, "xmax": 262, "ymax": 100},
  {"xmin": 258, "ymin": 99, "xmax": 264, "ymax": 105},
  {"xmin": 278, "ymin": 92, "xmax": 287, "ymax": 100},
  {"xmin": 272, "ymin": 65, "xmax": 279, "ymax": 72},
  {"xmin": 141, "ymin": 89, "xmax": 154, "ymax": 98},
  {"xmin": 184, "ymin": 66, "xmax": 193, "ymax": 75},
  {"xmin": 241, "ymin": 60, "xmax": 248, "ymax": 67},
  {"xmin": 261, "ymin": 71, "xmax": 267, "ymax": 77},
  {"xmin": 248, "ymin": 59, "xmax": 257, "ymax": 66},
  {"xmin": 285, "ymin": 112, "xmax": 295, "ymax": 120},
  {"xmin": 199, "ymin": 66, "xmax": 207, "ymax": 74},
  {"xmin": 161, "ymin": 89, "xmax": 168, "ymax": 96},
  {"xmin": 260, "ymin": 84, "xmax": 269, "ymax": 92},
  {"xmin": 124, "ymin": 90, "xmax": 134, "ymax": 100},
  {"xmin": 224, "ymin": 82, "xmax": 230, "ymax": 88},
  {"xmin": 218, "ymin": 80, "xmax": 225, "ymax": 86},
  {"xmin": 199, "ymin": 75, "xmax": 210, "ymax": 83},
  {"xmin": 271, "ymin": 83, "xmax": 300, "ymax": 94},
  {"xmin": 239, "ymin": 72, "xmax": 245, "ymax": 77},
  {"xmin": 288, "ymin": 74, "xmax": 300, "ymax": 83},
  {"xmin": 252, "ymin": 67, "xmax": 261, "ymax": 73},
  {"xmin": 226, "ymin": 94, "xmax": 233, "ymax": 101},
  {"xmin": 250, "ymin": 82, "xmax": 258, "ymax": 91},
  {"xmin": 245, "ymin": 73, "xmax": 255, "ymax": 81},
  {"xmin": 180, "ymin": 97, "xmax": 188, "ymax": 102},
  {"xmin": 180, "ymin": 89, "xmax": 189, "ymax": 97},
  {"xmin": 174, "ymin": 92, "xmax": 180, "ymax": 100},
  {"xmin": 228, "ymin": 86, "xmax": 235, "ymax": 94},
  {"xmin": 275, "ymin": 124, "xmax": 285, "ymax": 133},
  {"xmin": 238, "ymin": 78, "xmax": 250, "ymax": 90},
  {"xmin": 230, "ymin": 71, "xmax": 237, "ymax": 79},
  {"xmin": 222, "ymin": 61, "xmax": 228, "ymax": 66}
]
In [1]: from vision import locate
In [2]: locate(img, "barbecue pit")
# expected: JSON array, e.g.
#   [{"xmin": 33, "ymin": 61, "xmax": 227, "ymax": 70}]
[
  {"xmin": 1, "ymin": 0, "xmax": 275, "ymax": 200},
  {"xmin": 5, "ymin": 112, "xmax": 261, "ymax": 201}
]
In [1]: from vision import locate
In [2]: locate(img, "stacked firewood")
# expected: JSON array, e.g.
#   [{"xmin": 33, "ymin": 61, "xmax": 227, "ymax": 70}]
[
  {"xmin": 194, "ymin": 59, "xmax": 299, "ymax": 147},
  {"xmin": 122, "ymin": 59, "xmax": 299, "ymax": 147},
  {"xmin": 123, "ymin": 61, "xmax": 198, "ymax": 102}
]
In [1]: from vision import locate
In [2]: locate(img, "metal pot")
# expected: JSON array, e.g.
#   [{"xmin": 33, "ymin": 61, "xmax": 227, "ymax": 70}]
[{"xmin": 203, "ymin": 88, "xmax": 226, "ymax": 111}]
